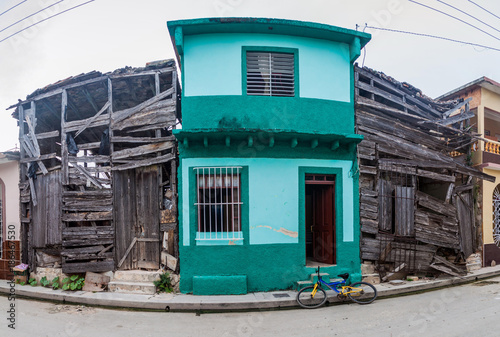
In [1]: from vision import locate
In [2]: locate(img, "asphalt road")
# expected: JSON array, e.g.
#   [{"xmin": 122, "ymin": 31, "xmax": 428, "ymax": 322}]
[{"xmin": 1, "ymin": 276, "xmax": 499, "ymax": 337}]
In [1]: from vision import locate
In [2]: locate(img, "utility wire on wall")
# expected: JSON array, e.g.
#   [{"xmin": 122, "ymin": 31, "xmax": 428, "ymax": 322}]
[
  {"xmin": 0, "ymin": 0, "xmax": 94, "ymax": 44},
  {"xmin": 363, "ymin": 25, "xmax": 500, "ymax": 52}
]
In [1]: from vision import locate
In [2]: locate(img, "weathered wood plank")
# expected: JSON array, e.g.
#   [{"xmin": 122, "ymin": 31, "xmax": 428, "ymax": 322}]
[
  {"xmin": 112, "ymin": 141, "xmax": 175, "ymax": 160},
  {"xmin": 111, "ymin": 135, "xmax": 175, "ymax": 144},
  {"xmin": 62, "ymin": 211, "xmax": 113, "ymax": 222},
  {"xmin": 62, "ymin": 259, "xmax": 114, "ymax": 273},
  {"xmin": 416, "ymin": 191, "xmax": 457, "ymax": 217},
  {"xmin": 36, "ymin": 130, "xmax": 60, "ymax": 140},
  {"xmin": 112, "ymin": 87, "xmax": 174, "ymax": 124},
  {"xmin": 112, "ymin": 153, "xmax": 174, "ymax": 171}
]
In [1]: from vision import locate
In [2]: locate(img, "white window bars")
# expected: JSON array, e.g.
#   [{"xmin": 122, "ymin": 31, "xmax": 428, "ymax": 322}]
[{"xmin": 194, "ymin": 167, "xmax": 242, "ymax": 241}]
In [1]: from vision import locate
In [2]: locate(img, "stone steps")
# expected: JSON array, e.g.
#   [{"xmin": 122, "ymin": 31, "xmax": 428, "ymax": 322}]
[
  {"xmin": 108, "ymin": 280, "xmax": 157, "ymax": 295},
  {"xmin": 108, "ymin": 270, "xmax": 161, "ymax": 295}
]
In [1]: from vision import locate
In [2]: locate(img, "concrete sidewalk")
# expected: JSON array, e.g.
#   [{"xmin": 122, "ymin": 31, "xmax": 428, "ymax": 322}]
[{"xmin": 1, "ymin": 265, "xmax": 500, "ymax": 312}]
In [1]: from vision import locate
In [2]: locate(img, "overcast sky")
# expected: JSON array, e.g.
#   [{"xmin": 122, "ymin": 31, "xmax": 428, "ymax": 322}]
[{"xmin": 1, "ymin": 0, "xmax": 500, "ymax": 152}]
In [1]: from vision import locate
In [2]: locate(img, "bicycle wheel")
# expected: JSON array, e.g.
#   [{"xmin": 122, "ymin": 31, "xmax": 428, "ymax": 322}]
[
  {"xmin": 296, "ymin": 285, "xmax": 327, "ymax": 309},
  {"xmin": 346, "ymin": 282, "xmax": 377, "ymax": 304}
]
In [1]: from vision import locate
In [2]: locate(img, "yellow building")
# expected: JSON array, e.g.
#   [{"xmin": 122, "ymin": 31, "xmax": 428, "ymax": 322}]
[{"xmin": 439, "ymin": 77, "xmax": 500, "ymax": 266}]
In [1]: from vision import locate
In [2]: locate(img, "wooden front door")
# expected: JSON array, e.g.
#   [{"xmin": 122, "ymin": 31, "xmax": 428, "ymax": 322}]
[
  {"xmin": 307, "ymin": 175, "xmax": 335, "ymax": 265},
  {"xmin": 114, "ymin": 165, "xmax": 160, "ymax": 270}
]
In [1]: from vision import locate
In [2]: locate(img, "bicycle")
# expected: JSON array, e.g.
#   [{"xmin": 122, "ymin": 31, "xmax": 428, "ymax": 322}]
[{"xmin": 296, "ymin": 267, "xmax": 377, "ymax": 308}]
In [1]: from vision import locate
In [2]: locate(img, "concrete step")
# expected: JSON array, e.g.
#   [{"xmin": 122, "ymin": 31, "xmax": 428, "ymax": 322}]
[
  {"xmin": 310, "ymin": 273, "xmax": 330, "ymax": 284},
  {"xmin": 113, "ymin": 270, "xmax": 161, "ymax": 283},
  {"xmin": 108, "ymin": 281, "xmax": 156, "ymax": 295},
  {"xmin": 295, "ymin": 280, "xmax": 314, "ymax": 291}
]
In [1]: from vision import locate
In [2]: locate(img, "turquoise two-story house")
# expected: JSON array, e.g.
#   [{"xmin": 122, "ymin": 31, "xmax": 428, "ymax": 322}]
[{"xmin": 167, "ymin": 18, "xmax": 370, "ymax": 295}]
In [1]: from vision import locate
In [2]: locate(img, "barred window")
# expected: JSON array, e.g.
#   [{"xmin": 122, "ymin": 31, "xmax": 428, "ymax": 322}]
[
  {"xmin": 195, "ymin": 167, "xmax": 242, "ymax": 241},
  {"xmin": 246, "ymin": 51, "xmax": 295, "ymax": 97}
]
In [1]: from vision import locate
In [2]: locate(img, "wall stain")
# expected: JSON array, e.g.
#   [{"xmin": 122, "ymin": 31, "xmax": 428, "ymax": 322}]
[{"xmin": 256, "ymin": 225, "xmax": 298, "ymax": 238}]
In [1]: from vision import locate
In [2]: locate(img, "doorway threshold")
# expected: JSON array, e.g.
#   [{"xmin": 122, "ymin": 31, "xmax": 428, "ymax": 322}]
[{"xmin": 306, "ymin": 259, "xmax": 336, "ymax": 268}]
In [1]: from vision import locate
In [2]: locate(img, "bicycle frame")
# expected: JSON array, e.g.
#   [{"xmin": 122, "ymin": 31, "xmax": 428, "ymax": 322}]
[{"xmin": 311, "ymin": 268, "xmax": 361, "ymax": 296}]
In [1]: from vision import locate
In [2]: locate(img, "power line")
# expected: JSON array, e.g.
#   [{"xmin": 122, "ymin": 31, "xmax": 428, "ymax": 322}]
[
  {"xmin": 409, "ymin": 0, "xmax": 500, "ymax": 42},
  {"xmin": 468, "ymin": 0, "xmax": 500, "ymax": 21},
  {"xmin": 0, "ymin": 1, "xmax": 65, "ymax": 34},
  {"xmin": 0, "ymin": 0, "xmax": 94, "ymax": 44},
  {"xmin": 0, "ymin": 0, "xmax": 28, "ymax": 17},
  {"xmin": 437, "ymin": 0, "xmax": 500, "ymax": 35},
  {"xmin": 363, "ymin": 25, "xmax": 500, "ymax": 52}
]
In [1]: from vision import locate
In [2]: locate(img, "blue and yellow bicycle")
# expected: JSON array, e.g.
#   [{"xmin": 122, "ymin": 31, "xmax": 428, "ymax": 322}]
[{"xmin": 296, "ymin": 267, "xmax": 377, "ymax": 308}]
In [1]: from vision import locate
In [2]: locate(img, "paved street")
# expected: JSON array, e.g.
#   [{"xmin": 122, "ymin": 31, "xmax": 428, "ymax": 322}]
[{"xmin": 1, "ymin": 276, "xmax": 499, "ymax": 337}]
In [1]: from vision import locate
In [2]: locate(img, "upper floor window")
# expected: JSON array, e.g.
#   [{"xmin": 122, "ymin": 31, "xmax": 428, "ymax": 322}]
[{"xmin": 246, "ymin": 51, "xmax": 295, "ymax": 97}]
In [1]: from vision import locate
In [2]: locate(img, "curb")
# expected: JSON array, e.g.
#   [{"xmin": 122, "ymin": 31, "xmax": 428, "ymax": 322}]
[{"xmin": 1, "ymin": 266, "xmax": 499, "ymax": 312}]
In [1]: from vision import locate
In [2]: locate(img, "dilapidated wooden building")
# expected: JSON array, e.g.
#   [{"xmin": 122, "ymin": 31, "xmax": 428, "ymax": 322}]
[
  {"xmin": 8, "ymin": 60, "xmax": 180, "ymax": 274},
  {"xmin": 355, "ymin": 65, "xmax": 495, "ymax": 279}
]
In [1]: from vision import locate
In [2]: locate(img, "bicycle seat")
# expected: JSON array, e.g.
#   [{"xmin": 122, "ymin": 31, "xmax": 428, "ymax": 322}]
[{"xmin": 337, "ymin": 273, "xmax": 349, "ymax": 280}]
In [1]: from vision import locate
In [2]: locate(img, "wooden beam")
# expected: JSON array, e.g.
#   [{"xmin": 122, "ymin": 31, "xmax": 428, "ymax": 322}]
[
  {"xmin": 111, "ymin": 135, "xmax": 175, "ymax": 144},
  {"xmin": 117, "ymin": 237, "xmax": 137, "ymax": 268},
  {"xmin": 112, "ymin": 141, "xmax": 175, "ymax": 160},
  {"xmin": 72, "ymin": 163, "xmax": 103, "ymax": 189},
  {"xmin": 74, "ymin": 101, "xmax": 110, "ymax": 138},
  {"xmin": 36, "ymin": 130, "xmax": 60, "ymax": 140},
  {"xmin": 112, "ymin": 153, "xmax": 175, "ymax": 171},
  {"xmin": 441, "ymin": 97, "xmax": 472, "ymax": 119},
  {"xmin": 112, "ymin": 87, "xmax": 174, "ymax": 124}
]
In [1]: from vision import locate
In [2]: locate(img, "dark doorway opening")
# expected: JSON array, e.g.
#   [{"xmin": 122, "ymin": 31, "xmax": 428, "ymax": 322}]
[{"xmin": 305, "ymin": 174, "xmax": 335, "ymax": 265}]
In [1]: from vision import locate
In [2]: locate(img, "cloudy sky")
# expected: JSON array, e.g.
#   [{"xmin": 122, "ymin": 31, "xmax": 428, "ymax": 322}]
[{"xmin": 1, "ymin": 0, "xmax": 499, "ymax": 151}]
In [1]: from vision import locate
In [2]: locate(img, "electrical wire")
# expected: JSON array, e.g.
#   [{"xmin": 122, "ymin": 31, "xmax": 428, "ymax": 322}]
[
  {"xmin": 409, "ymin": 0, "xmax": 500, "ymax": 42},
  {"xmin": 437, "ymin": 0, "xmax": 500, "ymax": 34},
  {"xmin": 0, "ymin": 0, "xmax": 27, "ymax": 17},
  {"xmin": 363, "ymin": 25, "xmax": 500, "ymax": 52},
  {"xmin": 0, "ymin": 0, "xmax": 94, "ymax": 44},
  {"xmin": 468, "ymin": 0, "xmax": 500, "ymax": 21},
  {"xmin": 0, "ymin": 0, "xmax": 65, "ymax": 34}
]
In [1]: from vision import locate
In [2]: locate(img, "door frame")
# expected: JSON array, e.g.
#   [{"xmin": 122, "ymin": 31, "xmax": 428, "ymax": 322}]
[
  {"xmin": 299, "ymin": 167, "xmax": 343, "ymax": 267},
  {"xmin": 305, "ymin": 175, "xmax": 335, "ymax": 264}
]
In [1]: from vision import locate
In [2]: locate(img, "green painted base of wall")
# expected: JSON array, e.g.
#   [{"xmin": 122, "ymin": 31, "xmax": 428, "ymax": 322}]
[
  {"xmin": 193, "ymin": 275, "xmax": 248, "ymax": 295},
  {"xmin": 179, "ymin": 243, "xmax": 361, "ymax": 294}
]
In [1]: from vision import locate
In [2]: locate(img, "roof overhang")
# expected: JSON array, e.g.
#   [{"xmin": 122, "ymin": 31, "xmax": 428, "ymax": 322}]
[
  {"xmin": 167, "ymin": 17, "xmax": 371, "ymax": 65},
  {"xmin": 437, "ymin": 76, "xmax": 500, "ymax": 100}
]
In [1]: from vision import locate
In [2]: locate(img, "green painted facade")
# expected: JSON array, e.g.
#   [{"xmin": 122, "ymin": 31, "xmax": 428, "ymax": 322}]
[{"xmin": 167, "ymin": 17, "xmax": 370, "ymax": 295}]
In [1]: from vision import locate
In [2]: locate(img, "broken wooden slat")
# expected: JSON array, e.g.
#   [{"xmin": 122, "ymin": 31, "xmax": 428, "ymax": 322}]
[
  {"xmin": 112, "ymin": 141, "xmax": 175, "ymax": 160},
  {"xmin": 416, "ymin": 191, "xmax": 456, "ymax": 217},
  {"xmin": 74, "ymin": 101, "xmax": 110, "ymax": 138},
  {"xmin": 36, "ymin": 130, "xmax": 60, "ymax": 140},
  {"xmin": 62, "ymin": 211, "xmax": 112, "ymax": 222},
  {"xmin": 112, "ymin": 87, "xmax": 174, "ymax": 125},
  {"xmin": 72, "ymin": 164, "xmax": 103, "ymax": 189},
  {"xmin": 117, "ymin": 237, "xmax": 137, "ymax": 268},
  {"xmin": 111, "ymin": 135, "xmax": 175, "ymax": 143},
  {"xmin": 112, "ymin": 153, "xmax": 174, "ymax": 171}
]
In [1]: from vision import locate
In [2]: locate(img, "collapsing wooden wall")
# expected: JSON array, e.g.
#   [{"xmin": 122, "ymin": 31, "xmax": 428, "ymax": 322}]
[
  {"xmin": 9, "ymin": 60, "xmax": 180, "ymax": 274},
  {"xmin": 355, "ymin": 65, "xmax": 494, "ymax": 278}
]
